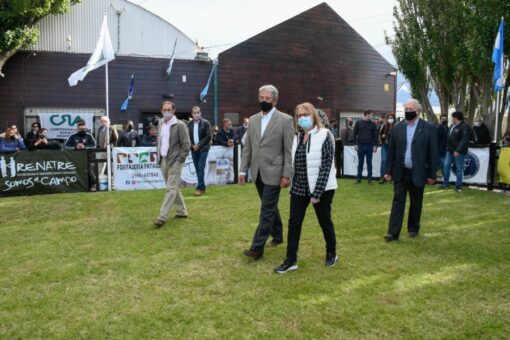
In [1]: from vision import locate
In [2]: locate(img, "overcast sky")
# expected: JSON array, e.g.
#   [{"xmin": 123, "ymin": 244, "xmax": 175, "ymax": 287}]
[{"xmin": 130, "ymin": 0, "xmax": 398, "ymax": 65}]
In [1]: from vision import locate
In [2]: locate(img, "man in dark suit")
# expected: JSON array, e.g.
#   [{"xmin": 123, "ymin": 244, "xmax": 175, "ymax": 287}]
[
  {"xmin": 239, "ymin": 84, "xmax": 295, "ymax": 259},
  {"xmin": 383, "ymin": 99, "xmax": 438, "ymax": 241},
  {"xmin": 437, "ymin": 114, "xmax": 448, "ymax": 179},
  {"xmin": 188, "ymin": 106, "xmax": 212, "ymax": 196}
]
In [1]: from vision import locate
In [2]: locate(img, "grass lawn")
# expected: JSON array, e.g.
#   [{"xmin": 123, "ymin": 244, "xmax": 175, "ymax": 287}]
[{"xmin": 1, "ymin": 179, "xmax": 509, "ymax": 338}]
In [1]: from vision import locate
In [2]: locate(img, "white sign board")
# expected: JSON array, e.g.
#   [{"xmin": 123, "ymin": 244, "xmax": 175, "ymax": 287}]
[
  {"xmin": 39, "ymin": 113, "xmax": 94, "ymax": 139},
  {"xmin": 343, "ymin": 145, "xmax": 382, "ymax": 178}
]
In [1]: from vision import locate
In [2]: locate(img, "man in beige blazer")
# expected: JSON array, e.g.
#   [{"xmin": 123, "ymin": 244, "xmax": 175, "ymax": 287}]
[
  {"xmin": 154, "ymin": 100, "xmax": 191, "ymax": 228},
  {"xmin": 239, "ymin": 84, "xmax": 295, "ymax": 260}
]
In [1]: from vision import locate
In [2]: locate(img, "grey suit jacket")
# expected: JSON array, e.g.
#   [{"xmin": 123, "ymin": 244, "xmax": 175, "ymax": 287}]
[
  {"xmin": 240, "ymin": 109, "xmax": 295, "ymax": 186},
  {"xmin": 386, "ymin": 119, "xmax": 438, "ymax": 187}
]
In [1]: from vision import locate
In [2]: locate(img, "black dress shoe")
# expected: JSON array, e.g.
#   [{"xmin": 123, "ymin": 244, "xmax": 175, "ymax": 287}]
[
  {"xmin": 383, "ymin": 234, "xmax": 399, "ymax": 242},
  {"xmin": 408, "ymin": 232, "xmax": 419, "ymax": 238},
  {"xmin": 266, "ymin": 239, "xmax": 283, "ymax": 247},
  {"xmin": 243, "ymin": 249, "xmax": 263, "ymax": 260},
  {"xmin": 354, "ymin": 179, "xmax": 362, "ymax": 184},
  {"xmin": 174, "ymin": 214, "xmax": 188, "ymax": 219}
]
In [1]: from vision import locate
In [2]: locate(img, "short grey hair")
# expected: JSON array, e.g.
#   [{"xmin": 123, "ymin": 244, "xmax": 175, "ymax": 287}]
[
  {"xmin": 407, "ymin": 99, "xmax": 423, "ymax": 113},
  {"xmin": 258, "ymin": 84, "xmax": 279, "ymax": 100}
]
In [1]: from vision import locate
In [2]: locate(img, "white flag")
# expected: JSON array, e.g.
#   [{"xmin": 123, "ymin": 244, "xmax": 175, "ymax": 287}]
[
  {"xmin": 68, "ymin": 15, "xmax": 115, "ymax": 86},
  {"xmin": 166, "ymin": 38, "xmax": 178, "ymax": 78}
]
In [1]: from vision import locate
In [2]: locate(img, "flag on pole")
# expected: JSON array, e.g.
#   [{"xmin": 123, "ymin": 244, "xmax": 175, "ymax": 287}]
[
  {"xmin": 166, "ymin": 38, "xmax": 178, "ymax": 78},
  {"xmin": 68, "ymin": 15, "xmax": 115, "ymax": 86},
  {"xmin": 200, "ymin": 65, "xmax": 216, "ymax": 103},
  {"xmin": 120, "ymin": 74, "xmax": 135, "ymax": 111},
  {"xmin": 492, "ymin": 18, "xmax": 505, "ymax": 92}
]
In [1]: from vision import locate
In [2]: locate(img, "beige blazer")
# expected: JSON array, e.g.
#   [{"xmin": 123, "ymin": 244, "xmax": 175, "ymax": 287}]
[
  {"xmin": 240, "ymin": 109, "xmax": 295, "ymax": 186},
  {"xmin": 157, "ymin": 118, "xmax": 191, "ymax": 166}
]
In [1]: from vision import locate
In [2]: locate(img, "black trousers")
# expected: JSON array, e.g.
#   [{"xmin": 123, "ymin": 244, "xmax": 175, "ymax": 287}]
[
  {"xmin": 286, "ymin": 190, "xmax": 336, "ymax": 262},
  {"xmin": 250, "ymin": 173, "xmax": 283, "ymax": 252},
  {"xmin": 387, "ymin": 169, "xmax": 425, "ymax": 237}
]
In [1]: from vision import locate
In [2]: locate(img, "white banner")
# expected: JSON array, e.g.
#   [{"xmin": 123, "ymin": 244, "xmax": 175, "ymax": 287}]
[
  {"xmin": 113, "ymin": 146, "xmax": 238, "ymax": 190},
  {"xmin": 39, "ymin": 113, "xmax": 95, "ymax": 140},
  {"xmin": 443, "ymin": 147, "xmax": 489, "ymax": 185},
  {"xmin": 343, "ymin": 145, "xmax": 382, "ymax": 178},
  {"xmin": 113, "ymin": 147, "xmax": 165, "ymax": 190},
  {"xmin": 181, "ymin": 145, "xmax": 236, "ymax": 186}
]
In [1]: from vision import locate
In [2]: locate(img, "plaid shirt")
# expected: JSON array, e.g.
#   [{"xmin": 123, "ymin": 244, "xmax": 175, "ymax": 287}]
[{"xmin": 290, "ymin": 132, "xmax": 334, "ymax": 199}]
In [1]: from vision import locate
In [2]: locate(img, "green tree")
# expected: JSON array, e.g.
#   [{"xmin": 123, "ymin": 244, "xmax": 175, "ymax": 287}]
[
  {"xmin": 387, "ymin": 0, "xmax": 509, "ymax": 139},
  {"xmin": 0, "ymin": 0, "xmax": 80, "ymax": 77}
]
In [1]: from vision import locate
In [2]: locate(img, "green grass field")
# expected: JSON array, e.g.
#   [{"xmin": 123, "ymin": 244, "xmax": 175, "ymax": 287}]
[{"xmin": 1, "ymin": 179, "xmax": 509, "ymax": 338}]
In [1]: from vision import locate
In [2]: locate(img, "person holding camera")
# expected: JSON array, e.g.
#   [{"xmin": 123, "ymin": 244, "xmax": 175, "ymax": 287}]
[{"xmin": 214, "ymin": 118, "xmax": 235, "ymax": 148}]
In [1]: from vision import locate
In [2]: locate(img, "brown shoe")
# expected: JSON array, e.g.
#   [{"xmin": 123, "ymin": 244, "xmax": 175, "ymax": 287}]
[
  {"xmin": 154, "ymin": 219, "xmax": 165, "ymax": 228},
  {"xmin": 194, "ymin": 190, "xmax": 204, "ymax": 196},
  {"xmin": 243, "ymin": 249, "xmax": 263, "ymax": 260}
]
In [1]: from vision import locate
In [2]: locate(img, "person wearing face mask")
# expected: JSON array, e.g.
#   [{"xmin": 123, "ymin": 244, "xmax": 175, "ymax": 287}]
[
  {"xmin": 117, "ymin": 120, "xmax": 140, "ymax": 147},
  {"xmin": 154, "ymin": 100, "xmax": 191, "ymax": 228},
  {"xmin": 187, "ymin": 105, "xmax": 211, "ymax": 197},
  {"xmin": 353, "ymin": 110, "xmax": 378, "ymax": 184},
  {"xmin": 239, "ymin": 84, "xmax": 295, "ymax": 260},
  {"xmin": 65, "ymin": 121, "xmax": 96, "ymax": 150},
  {"xmin": 274, "ymin": 103, "xmax": 338, "ymax": 274},
  {"xmin": 0, "ymin": 127, "xmax": 26, "ymax": 153},
  {"xmin": 441, "ymin": 111, "xmax": 471, "ymax": 192},
  {"xmin": 28, "ymin": 128, "xmax": 60, "ymax": 150},
  {"xmin": 378, "ymin": 113, "xmax": 396, "ymax": 184},
  {"xmin": 340, "ymin": 117, "xmax": 355, "ymax": 143},
  {"xmin": 472, "ymin": 117, "xmax": 491, "ymax": 146},
  {"xmin": 436, "ymin": 114, "xmax": 449, "ymax": 180},
  {"xmin": 25, "ymin": 122, "xmax": 41, "ymax": 146},
  {"xmin": 383, "ymin": 99, "xmax": 438, "ymax": 241}
]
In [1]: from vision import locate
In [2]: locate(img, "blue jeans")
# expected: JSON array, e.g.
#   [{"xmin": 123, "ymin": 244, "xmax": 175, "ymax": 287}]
[
  {"xmin": 443, "ymin": 151, "xmax": 465, "ymax": 189},
  {"xmin": 192, "ymin": 151, "xmax": 208, "ymax": 191},
  {"xmin": 380, "ymin": 144, "xmax": 389, "ymax": 177},
  {"xmin": 357, "ymin": 143, "xmax": 373, "ymax": 180}
]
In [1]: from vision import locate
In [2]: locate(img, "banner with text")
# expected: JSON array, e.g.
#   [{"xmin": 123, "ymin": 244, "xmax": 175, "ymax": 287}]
[
  {"xmin": 113, "ymin": 146, "xmax": 237, "ymax": 190},
  {"xmin": 113, "ymin": 147, "xmax": 165, "ymax": 190},
  {"xmin": 39, "ymin": 113, "xmax": 95, "ymax": 139},
  {"xmin": 0, "ymin": 150, "xmax": 88, "ymax": 196}
]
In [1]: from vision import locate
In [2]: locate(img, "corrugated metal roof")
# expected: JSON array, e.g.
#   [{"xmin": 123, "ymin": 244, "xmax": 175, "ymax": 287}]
[{"xmin": 29, "ymin": 0, "xmax": 197, "ymax": 59}]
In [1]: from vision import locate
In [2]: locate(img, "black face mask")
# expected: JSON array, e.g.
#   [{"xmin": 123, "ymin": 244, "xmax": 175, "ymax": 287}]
[
  {"xmin": 78, "ymin": 130, "xmax": 87, "ymax": 137},
  {"xmin": 405, "ymin": 111, "xmax": 417, "ymax": 121},
  {"xmin": 259, "ymin": 101, "xmax": 273, "ymax": 112},
  {"xmin": 441, "ymin": 120, "xmax": 448, "ymax": 126}
]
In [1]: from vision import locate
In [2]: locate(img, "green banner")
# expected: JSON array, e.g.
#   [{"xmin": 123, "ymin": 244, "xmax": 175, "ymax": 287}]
[{"xmin": 0, "ymin": 150, "xmax": 88, "ymax": 196}]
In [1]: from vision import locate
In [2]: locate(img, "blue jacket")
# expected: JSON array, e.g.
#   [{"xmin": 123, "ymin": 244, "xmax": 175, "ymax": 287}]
[{"xmin": 0, "ymin": 138, "xmax": 26, "ymax": 153}]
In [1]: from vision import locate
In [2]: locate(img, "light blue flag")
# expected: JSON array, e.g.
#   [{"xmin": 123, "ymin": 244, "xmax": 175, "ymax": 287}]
[
  {"xmin": 200, "ymin": 65, "xmax": 216, "ymax": 103},
  {"xmin": 120, "ymin": 74, "xmax": 134, "ymax": 111},
  {"xmin": 492, "ymin": 18, "xmax": 505, "ymax": 92}
]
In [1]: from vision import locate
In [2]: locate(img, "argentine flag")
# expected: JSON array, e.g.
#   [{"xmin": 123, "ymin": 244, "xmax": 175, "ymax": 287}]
[
  {"xmin": 68, "ymin": 15, "xmax": 115, "ymax": 86},
  {"xmin": 492, "ymin": 18, "xmax": 505, "ymax": 93}
]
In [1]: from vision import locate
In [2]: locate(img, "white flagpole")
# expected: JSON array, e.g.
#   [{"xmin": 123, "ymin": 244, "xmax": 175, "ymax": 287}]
[{"xmin": 106, "ymin": 61, "xmax": 112, "ymax": 191}]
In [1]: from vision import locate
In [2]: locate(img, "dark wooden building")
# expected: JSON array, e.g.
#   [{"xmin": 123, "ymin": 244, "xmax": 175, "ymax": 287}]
[
  {"xmin": 0, "ymin": 52, "xmax": 213, "ymax": 134},
  {"xmin": 218, "ymin": 2, "xmax": 396, "ymax": 123}
]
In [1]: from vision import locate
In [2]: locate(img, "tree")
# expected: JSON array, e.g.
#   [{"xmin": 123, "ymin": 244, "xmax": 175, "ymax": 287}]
[
  {"xmin": 0, "ymin": 0, "xmax": 81, "ymax": 77},
  {"xmin": 387, "ymin": 0, "xmax": 509, "ymax": 139}
]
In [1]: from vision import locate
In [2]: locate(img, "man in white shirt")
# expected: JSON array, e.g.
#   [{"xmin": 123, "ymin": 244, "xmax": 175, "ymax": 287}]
[
  {"xmin": 239, "ymin": 84, "xmax": 295, "ymax": 260},
  {"xmin": 154, "ymin": 101, "xmax": 191, "ymax": 228}
]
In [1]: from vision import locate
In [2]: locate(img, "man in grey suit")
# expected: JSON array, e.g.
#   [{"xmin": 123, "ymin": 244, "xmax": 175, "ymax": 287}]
[
  {"xmin": 383, "ymin": 99, "xmax": 438, "ymax": 241},
  {"xmin": 239, "ymin": 84, "xmax": 295, "ymax": 260}
]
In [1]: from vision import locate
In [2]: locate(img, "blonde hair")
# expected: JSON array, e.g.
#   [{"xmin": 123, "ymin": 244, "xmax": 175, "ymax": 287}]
[{"xmin": 294, "ymin": 102, "xmax": 324, "ymax": 131}]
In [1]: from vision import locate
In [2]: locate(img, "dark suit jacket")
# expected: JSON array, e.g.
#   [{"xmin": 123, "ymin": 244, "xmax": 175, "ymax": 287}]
[
  {"xmin": 188, "ymin": 119, "xmax": 211, "ymax": 152},
  {"xmin": 437, "ymin": 124, "xmax": 448, "ymax": 157},
  {"xmin": 386, "ymin": 119, "xmax": 438, "ymax": 187}
]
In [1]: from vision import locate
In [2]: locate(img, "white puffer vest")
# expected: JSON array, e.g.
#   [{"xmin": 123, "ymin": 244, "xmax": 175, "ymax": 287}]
[{"xmin": 292, "ymin": 127, "xmax": 338, "ymax": 193}]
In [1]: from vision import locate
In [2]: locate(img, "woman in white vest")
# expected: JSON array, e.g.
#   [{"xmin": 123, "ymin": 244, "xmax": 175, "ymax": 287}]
[{"xmin": 274, "ymin": 102, "xmax": 338, "ymax": 274}]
